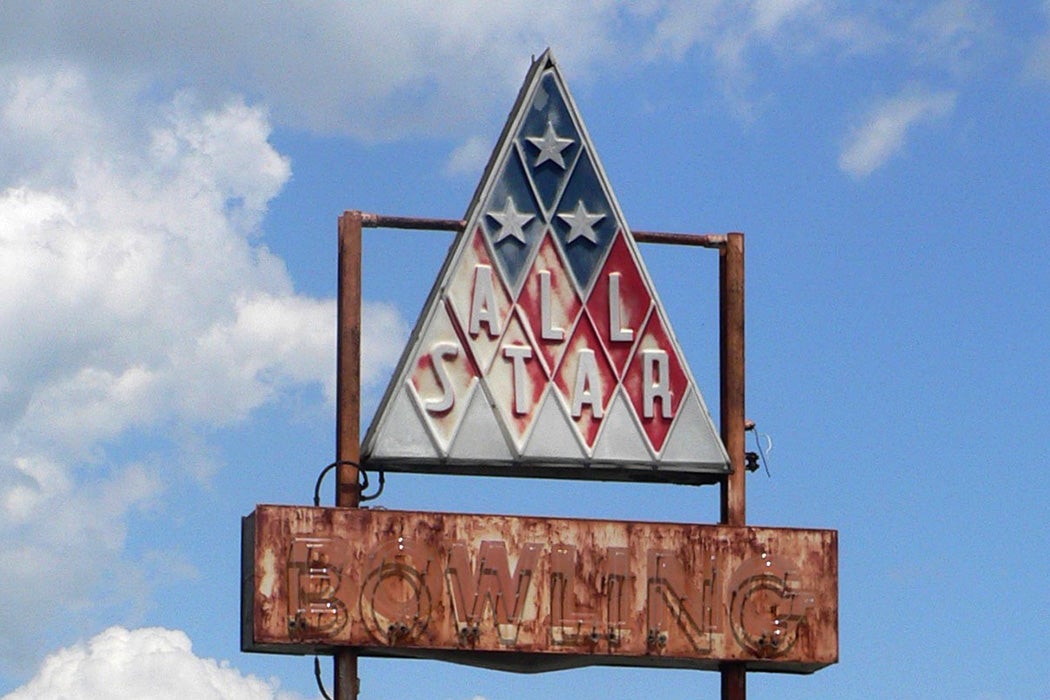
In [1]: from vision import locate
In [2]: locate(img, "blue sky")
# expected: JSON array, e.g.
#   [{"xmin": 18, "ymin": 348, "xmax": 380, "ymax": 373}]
[{"xmin": 2, "ymin": 2, "xmax": 1049, "ymax": 698}]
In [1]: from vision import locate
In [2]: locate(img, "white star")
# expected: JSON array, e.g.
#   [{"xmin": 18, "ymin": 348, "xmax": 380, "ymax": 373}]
[
  {"xmin": 489, "ymin": 196, "xmax": 534, "ymax": 244},
  {"xmin": 526, "ymin": 121, "xmax": 573, "ymax": 169},
  {"xmin": 558, "ymin": 200, "xmax": 604, "ymax": 245}
]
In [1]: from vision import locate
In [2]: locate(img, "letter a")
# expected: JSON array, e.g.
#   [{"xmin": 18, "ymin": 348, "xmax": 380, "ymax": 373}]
[
  {"xmin": 469, "ymin": 265, "xmax": 500, "ymax": 337},
  {"xmin": 571, "ymin": 350, "xmax": 604, "ymax": 419}
]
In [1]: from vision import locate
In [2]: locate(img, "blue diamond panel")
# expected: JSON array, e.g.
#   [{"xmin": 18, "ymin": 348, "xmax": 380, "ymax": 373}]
[
  {"xmin": 481, "ymin": 146, "xmax": 545, "ymax": 294},
  {"xmin": 551, "ymin": 149, "xmax": 618, "ymax": 295},
  {"xmin": 517, "ymin": 71, "xmax": 582, "ymax": 215}
]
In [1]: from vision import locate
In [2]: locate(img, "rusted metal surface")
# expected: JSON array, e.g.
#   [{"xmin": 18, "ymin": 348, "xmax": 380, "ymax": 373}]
[
  {"xmin": 719, "ymin": 232, "xmax": 747, "ymax": 698},
  {"xmin": 337, "ymin": 211, "xmax": 363, "ymax": 509},
  {"xmin": 335, "ymin": 211, "xmax": 362, "ymax": 697},
  {"xmin": 360, "ymin": 212, "xmax": 465, "ymax": 232},
  {"xmin": 722, "ymin": 663, "xmax": 747, "ymax": 699},
  {"xmin": 357, "ymin": 211, "xmax": 728, "ymax": 249},
  {"xmin": 634, "ymin": 230, "xmax": 727, "ymax": 248},
  {"xmin": 720, "ymin": 233, "xmax": 746, "ymax": 528},
  {"xmin": 243, "ymin": 505, "xmax": 838, "ymax": 674}
]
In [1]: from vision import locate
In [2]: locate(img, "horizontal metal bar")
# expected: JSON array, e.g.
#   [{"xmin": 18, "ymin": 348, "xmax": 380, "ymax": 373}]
[
  {"xmin": 358, "ymin": 212, "xmax": 464, "ymax": 231},
  {"xmin": 633, "ymin": 231, "xmax": 728, "ymax": 248},
  {"xmin": 350, "ymin": 211, "xmax": 730, "ymax": 248}
]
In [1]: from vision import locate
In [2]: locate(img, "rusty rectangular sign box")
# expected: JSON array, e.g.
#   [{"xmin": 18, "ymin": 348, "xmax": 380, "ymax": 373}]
[{"xmin": 243, "ymin": 505, "xmax": 837, "ymax": 674}]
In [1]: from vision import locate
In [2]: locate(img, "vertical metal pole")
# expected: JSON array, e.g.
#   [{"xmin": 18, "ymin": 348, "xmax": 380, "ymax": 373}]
[
  {"xmin": 335, "ymin": 211, "xmax": 362, "ymax": 699},
  {"xmin": 719, "ymin": 232, "xmax": 746, "ymax": 700}
]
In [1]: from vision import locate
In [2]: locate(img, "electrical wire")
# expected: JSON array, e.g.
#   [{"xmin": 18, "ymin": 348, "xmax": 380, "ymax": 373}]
[
  {"xmin": 313, "ymin": 460, "xmax": 384, "ymax": 505},
  {"xmin": 313, "ymin": 657, "xmax": 332, "ymax": 700},
  {"xmin": 751, "ymin": 428, "xmax": 772, "ymax": 477}
]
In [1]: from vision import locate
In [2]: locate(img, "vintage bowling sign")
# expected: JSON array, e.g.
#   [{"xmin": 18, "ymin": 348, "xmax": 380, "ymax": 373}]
[
  {"xmin": 363, "ymin": 51, "xmax": 729, "ymax": 483},
  {"xmin": 243, "ymin": 506, "xmax": 838, "ymax": 672}
]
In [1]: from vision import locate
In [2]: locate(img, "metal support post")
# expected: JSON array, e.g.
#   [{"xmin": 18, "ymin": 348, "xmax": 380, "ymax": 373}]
[
  {"xmin": 719, "ymin": 232, "xmax": 746, "ymax": 699},
  {"xmin": 335, "ymin": 211, "xmax": 363, "ymax": 699}
]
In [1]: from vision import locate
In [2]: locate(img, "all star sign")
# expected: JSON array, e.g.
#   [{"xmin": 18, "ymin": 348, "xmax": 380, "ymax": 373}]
[{"xmin": 363, "ymin": 51, "xmax": 729, "ymax": 484}]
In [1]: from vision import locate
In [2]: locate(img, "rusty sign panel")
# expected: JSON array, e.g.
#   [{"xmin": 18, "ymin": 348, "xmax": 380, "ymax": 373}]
[
  {"xmin": 243, "ymin": 505, "xmax": 837, "ymax": 673},
  {"xmin": 361, "ymin": 50, "xmax": 729, "ymax": 484}
]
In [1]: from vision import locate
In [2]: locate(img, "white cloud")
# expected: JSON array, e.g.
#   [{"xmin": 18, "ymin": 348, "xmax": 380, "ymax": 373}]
[
  {"xmin": 444, "ymin": 136, "xmax": 495, "ymax": 178},
  {"xmin": 0, "ymin": 2, "xmax": 981, "ymax": 183},
  {"xmin": 0, "ymin": 462, "xmax": 161, "ymax": 666},
  {"xmin": 642, "ymin": 0, "xmax": 856, "ymax": 119},
  {"xmin": 0, "ymin": 68, "xmax": 407, "ymax": 672},
  {"xmin": 752, "ymin": 0, "xmax": 820, "ymax": 36},
  {"xmin": 0, "ymin": 70, "xmax": 296, "ymax": 451},
  {"xmin": 0, "ymin": 2, "xmax": 898, "ymax": 142},
  {"xmin": 838, "ymin": 89, "xmax": 957, "ymax": 177},
  {"xmin": 0, "ymin": 2, "xmax": 633, "ymax": 141},
  {"xmin": 361, "ymin": 302, "xmax": 410, "ymax": 389},
  {"xmin": 3, "ymin": 626, "xmax": 312, "ymax": 700}
]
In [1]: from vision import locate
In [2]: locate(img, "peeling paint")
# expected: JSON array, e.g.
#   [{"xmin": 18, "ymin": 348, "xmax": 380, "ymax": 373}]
[
  {"xmin": 259, "ymin": 548, "xmax": 276, "ymax": 598},
  {"xmin": 243, "ymin": 505, "xmax": 837, "ymax": 674}
]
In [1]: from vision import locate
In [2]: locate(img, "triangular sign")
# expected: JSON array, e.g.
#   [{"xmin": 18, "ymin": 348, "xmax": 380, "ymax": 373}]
[{"xmin": 362, "ymin": 50, "xmax": 729, "ymax": 484}]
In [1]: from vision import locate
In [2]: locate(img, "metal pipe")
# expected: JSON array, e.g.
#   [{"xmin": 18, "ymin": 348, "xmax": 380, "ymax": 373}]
[
  {"xmin": 718, "ymin": 232, "xmax": 746, "ymax": 700},
  {"xmin": 356, "ymin": 212, "xmax": 727, "ymax": 248},
  {"xmin": 335, "ymin": 211, "xmax": 363, "ymax": 699},
  {"xmin": 633, "ymin": 230, "xmax": 727, "ymax": 248},
  {"xmin": 721, "ymin": 664, "xmax": 747, "ymax": 700},
  {"xmin": 360, "ymin": 212, "xmax": 464, "ymax": 232},
  {"xmin": 719, "ymin": 232, "xmax": 746, "ymax": 526}
]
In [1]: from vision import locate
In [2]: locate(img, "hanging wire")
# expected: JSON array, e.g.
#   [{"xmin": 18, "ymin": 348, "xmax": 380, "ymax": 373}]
[
  {"xmin": 360, "ymin": 466, "xmax": 385, "ymax": 502},
  {"xmin": 312, "ymin": 461, "xmax": 343, "ymax": 507},
  {"xmin": 313, "ymin": 460, "xmax": 385, "ymax": 506},
  {"xmin": 313, "ymin": 657, "xmax": 333, "ymax": 700},
  {"xmin": 749, "ymin": 425, "xmax": 772, "ymax": 478}
]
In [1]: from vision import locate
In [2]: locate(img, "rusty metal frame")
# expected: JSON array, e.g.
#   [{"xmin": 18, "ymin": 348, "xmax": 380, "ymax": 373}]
[
  {"xmin": 335, "ymin": 212, "xmax": 363, "ymax": 698},
  {"xmin": 719, "ymin": 232, "xmax": 746, "ymax": 698},
  {"xmin": 330, "ymin": 212, "xmax": 750, "ymax": 700},
  {"xmin": 358, "ymin": 211, "xmax": 729, "ymax": 248}
]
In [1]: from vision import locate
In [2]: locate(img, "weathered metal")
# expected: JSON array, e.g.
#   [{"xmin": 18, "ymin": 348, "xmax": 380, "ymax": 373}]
[
  {"xmin": 720, "ymin": 232, "xmax": 746, "ymax": 529},
  {"xmin": 335, "ymin": 211, "xmax": 362, "ymax": 697},
  {"xmin": 360, "ymin": 212, "xmax": 465, "ymax": 232},
  {"xmin": 718, "ymin": 231, "xmax": 747, "ymax": 699},
  {"xmin": 337, "ymin": 211, "xmax": 363, "ymax": 509},
  {"xmin": 243, "ymin": 505, "xmax": 837, "ymax": 674},
  {"xmin": 356, "ymin": 211, "xmax": 728, "ymax": 249}
]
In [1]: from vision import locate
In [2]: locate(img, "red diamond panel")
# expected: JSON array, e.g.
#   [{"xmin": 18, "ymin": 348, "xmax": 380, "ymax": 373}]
[
  {"xmin": 586, "ymin": 232, "xmax": 652, "ymax": 377},
  {"xmin": 553, "ymin": 313, "xmax": 617, "ymax": 449},
  {"xmin": 517, "ymin": 231, "xmax": 583, "ymax": 375},
  {"xmin": 485, "ymin": 308, "xmax": 548, "ymax": 450},
  {"xmin": 445, "ymin": 227, "xmax": 514, "ymax": 374},
  {"xmin": 622, "ymin": 309, "xmax": 688, "ymax": 452}
]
